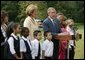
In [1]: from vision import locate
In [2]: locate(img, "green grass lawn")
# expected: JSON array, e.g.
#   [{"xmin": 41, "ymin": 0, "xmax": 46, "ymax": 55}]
[{"xmin": 74, "ymin": 23, "xmax": 84, "ymax": 59}]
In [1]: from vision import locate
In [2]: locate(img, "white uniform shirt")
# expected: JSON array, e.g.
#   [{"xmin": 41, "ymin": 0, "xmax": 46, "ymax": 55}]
[
  {"xmin": 66, "ymin": 26, "xmax": 75, "ymax": 48},
  {"xmin": 31, "ymin": 39, "xmax": 41, "ymax": 59},
  {"xmin": 42, "ymin": 39, "xmax": 54, "ymax": 57},
  {"xmin": 7, "ymin": 33, "xmax": 18, "ymax": 54},
  {"xmin": 20, "ymin": 36, "xmax": 32, "ymax": 52}
]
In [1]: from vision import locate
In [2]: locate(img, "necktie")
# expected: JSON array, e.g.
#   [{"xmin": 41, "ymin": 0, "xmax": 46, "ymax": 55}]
[
  {"xmin": 37, "ymin": 42, "xmax": 41, "ymax": 58},
  {"xmin": 52, "ymin": 20, "xmax": 55, "ymax": 26},
  {"xmin": 29, "ymin": 40, "xmax": 32, "ymax": 46}
]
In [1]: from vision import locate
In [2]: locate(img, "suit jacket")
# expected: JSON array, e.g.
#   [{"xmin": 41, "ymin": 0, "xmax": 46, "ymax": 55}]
[{"xmin": 43, "ymin": 17, "xmax": 61, "ymax": 36}]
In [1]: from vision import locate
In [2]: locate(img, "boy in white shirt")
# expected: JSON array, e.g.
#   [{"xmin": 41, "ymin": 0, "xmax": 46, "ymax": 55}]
[
  {"xmin": 31, "ymin": 30, "xmax": 42, "ymax": 59},
  {"xmin": 42, "ymin": 31, "xmax": 54, "ymax": 59}
]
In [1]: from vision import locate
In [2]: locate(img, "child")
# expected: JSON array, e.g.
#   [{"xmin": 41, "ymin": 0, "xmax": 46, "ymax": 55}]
[
  {"xmin": 57, "ymin": 14, "xmax": 67, "ymax": 27},
  {"xmin": 5, "ymin": 23, "xmax": 22, "ymax": 59},
  {"xmin": 42, "ymin": 31, "xmax": 54, "ymax": 59},
  {"xmin": 20, "ymin": 27, "xmax": 32, "ymax": 59},
  {"xmin": 1, "ymin": 10, "xmax": 8, "ymax": 59},
  {"xmin": 58, "ymin": 21, "xmax": 68, "ymax": 59},
  {"xmin": 66, "ymin": 19, "xmax": 75, "ymax": 59},
  {"xmin": 31, "ymin": 30, "xmax": 42, "ymax": 59},
  {"xmin": 57, "ymin": 14, "xmax": 68, "ymax": 59},
  {"xmin": 1, "ymin": 10, "xmax": 8, "ymax": 40}
]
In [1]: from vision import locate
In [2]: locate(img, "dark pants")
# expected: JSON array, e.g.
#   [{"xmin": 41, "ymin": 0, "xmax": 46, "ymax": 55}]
[
  {"xmin": 35, "ymin": 56, "xmax": 40, "ymax": 59},
  {"xmin": 65, "ymin": 46, "xmax": 75, "ymax": 59},
  {"xmin": 52, "ymin": 37, "xmax": 59, "ymax": 59},
  {"xmin": 23, "ymin": 53, "xmax": 32, "ymax": 59},
  {"xmin": 45, "ymin": 56, "xmax": 52, "ymax": 59},
  {"xmin": 1, "ymin": 46, "xmax": 4, "ymax": 59},
  {"xmin": 69, "ymin": 46, "xmax": 75, "ymax": 59}
]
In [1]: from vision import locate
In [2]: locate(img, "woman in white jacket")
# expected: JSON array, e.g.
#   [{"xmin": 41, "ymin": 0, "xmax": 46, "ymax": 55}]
[{"xmin": 23, "ymin": 4, "xmax": 38, "ymax": 41}]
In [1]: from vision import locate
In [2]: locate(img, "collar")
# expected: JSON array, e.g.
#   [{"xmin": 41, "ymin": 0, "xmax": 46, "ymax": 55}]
[
  {"xmin": 34, "ymin": 39, "xmax": 39, "ymax": 42},
  {"xmin": 45, "ymin": 39, "xmax": 51, "ymax": 42},
  {"xmin": 11, "ymin": 33, "xmax": 18, "ymax": 40},
  {"xmin": 21, "ymin": 36, "xmax": 28, "ymax": 41},
  {"xmin": 48, "ymin": 16, "xmax": 53, "ymax": 22},
  {"xmin": 28, "ymin": 16, "xmax": 36, "ymax": 23}
]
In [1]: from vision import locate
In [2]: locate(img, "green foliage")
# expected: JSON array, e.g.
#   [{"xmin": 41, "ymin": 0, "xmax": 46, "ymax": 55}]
[
  {"xmin": 1, "ymin": 1, "xmax": 84, "ymax": 23},
  {"xmin": 18, "ymin": 1, "xmax": 48, "ymax": 22},
  {"xmin": 1, "ymin": 1, "xmax": 19, "ymax": 22}
]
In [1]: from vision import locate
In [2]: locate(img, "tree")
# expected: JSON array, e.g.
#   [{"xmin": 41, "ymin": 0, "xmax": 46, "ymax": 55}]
[
  {"xmin": 1, "ymin": 1, "xmax": 19, "ymax": 22},
  {"xmin": 18, "ymin": 1, "xmax": 48, "ymax": 23},
  {"xmin": 1, "ymin": 1, "xmax": 84, "ymax": 23}
]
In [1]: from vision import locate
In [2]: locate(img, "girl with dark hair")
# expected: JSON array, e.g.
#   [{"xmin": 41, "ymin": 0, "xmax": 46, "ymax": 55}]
[{"xmin": 5, "ymin": 23, "xmax": 22, "ymax": 59}]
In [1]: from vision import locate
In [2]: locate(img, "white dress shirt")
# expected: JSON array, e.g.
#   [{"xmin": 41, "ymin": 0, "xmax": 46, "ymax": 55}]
[
  {"xmin": 20, "ymin": 36, "xmax": 32, "ymax": 52},
  {"xmin": 31, "ymin": 39, "xmax": 41, "ymax": 59},
  {"xmin": 42, "ymin": 39, "xmax": 54, "ymax": 57},
  {"xmin": 48, "ymin": 16, "xmax": 54, "ymax": 25},
  {"xmin": 7, "ymin": 33, "xmax": 18, "ymax": 54},
  {"xmin": 66, "ymin": 26, "xmax": 75, "ymax": 48}
]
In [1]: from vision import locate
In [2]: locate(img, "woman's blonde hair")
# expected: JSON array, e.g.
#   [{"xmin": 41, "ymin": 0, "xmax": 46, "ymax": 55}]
[
  {"xmin": 26, "ymin": 4, "xmax": 38, "ymax": 16},
  {"xmin": 66, "ymin": 18, "xmax": 74, "ymax": 25}
]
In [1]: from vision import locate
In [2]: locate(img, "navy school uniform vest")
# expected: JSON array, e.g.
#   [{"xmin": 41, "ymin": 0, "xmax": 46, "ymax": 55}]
[
  {"xmin": 5, "ymin": 36, "xmax": 20, "ymax": 59},
  {"xmin": 22, "ymin": 39, "xmax": 32, "ymax": 59},
  {"xmin": 1, "ymin": 30, "xmax": 5, "ymax": 43},
  {"xmin": 1, "ymin": 29, "xmax": 5, "ymax": 59}
]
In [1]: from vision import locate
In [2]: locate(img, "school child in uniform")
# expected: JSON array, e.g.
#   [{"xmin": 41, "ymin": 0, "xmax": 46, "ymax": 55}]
[
  {"xmin": 42, "ymin": 31, "xmax": 54, "ymax": 59},
  {"xmin": 66, "ymin": 19, "xmax": 75, "ymax": 59},
  {"xmin": 20, "ymin": 27, "xmax": 32, "ymax": 59},
  {"xmin": 5, "ymin": 23, "xmax": 22, "ymax": 59},
  {"xmin": 31, "ymin": 30, "xmax": 42, "ymax": 59}
]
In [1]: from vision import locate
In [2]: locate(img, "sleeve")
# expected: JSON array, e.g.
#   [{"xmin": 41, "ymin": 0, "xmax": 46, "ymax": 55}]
[
  {"xmin": 42, "ymin": 42, "xmax": 47, "ymax": 51},
  {"xmin": 20, "ymin": 39, "xmax": 26, "ymax": 52},
  {"xmin": 8, "ymin": 37, "xmax": 16, "ymax": 54},
  {"xmin": 43, "ymin": 21, "xmax": 49, "ymax": 31},
  {"xmin": 66, "ymin": 26, "xmax": 70, "ymax": 32},
  {"xmin": 58, "ymin": 23, "xmax": 62, "ymax": 33},
  {"xmin": 31, "ymin": 41, "xmax": 36, "ymax": 59},
  {"xmin": 52, "ymin": 42, "xmax": 54, "ymax": 50},
  {"xmin": 55, "ymin": 18, "xmax": 62, "ymax": 33},
  {"xmin": 23, "ymin": 18, "xmax": 31, "ymax": 30},
  {"xmin": 51, "ymin": 32, "xmax": 58, "ymax": 36},
  {"xmin": 66, "ymin": 27, "xmax": 73, "ymax": 35},
  {"xmin": 1, "ymin": 27, "xmax": 6, "ymax": 38},
  {"xmin": 43, "ymin": 21, "xmax": 57, "ymax": 36}
]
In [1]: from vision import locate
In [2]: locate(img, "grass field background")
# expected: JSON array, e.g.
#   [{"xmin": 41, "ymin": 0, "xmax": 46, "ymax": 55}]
[{"xmin": 74, "ymin": 23, "xmax": 84, "ymax": 59}]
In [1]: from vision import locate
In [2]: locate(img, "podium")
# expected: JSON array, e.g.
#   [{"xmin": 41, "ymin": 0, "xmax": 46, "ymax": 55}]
[
  {"xmin": 54, "ymin": 32, "xmax": 71, "ymax": 59},
  {"xmin": 54, "ymin": 33, "xmax": 72, "ymax": 41},
  {"xmin": 54, "ymin": 32, "xmax": 82, "ymax": 59}
]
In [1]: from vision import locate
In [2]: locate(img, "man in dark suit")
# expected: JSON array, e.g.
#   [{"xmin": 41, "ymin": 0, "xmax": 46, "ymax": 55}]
[{"xmin": 43, "ymin": 7, "xmax": 61, "ymax": 59}]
